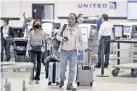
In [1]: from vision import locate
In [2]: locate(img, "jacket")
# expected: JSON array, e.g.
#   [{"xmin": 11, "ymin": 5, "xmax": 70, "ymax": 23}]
[
  {"xmin": 1, "ymin": 26, "xmax": 15, "ymax": 38},
  {"xmin": 56, "ymin": 24, "xmax": 88, "ymax": 52}
]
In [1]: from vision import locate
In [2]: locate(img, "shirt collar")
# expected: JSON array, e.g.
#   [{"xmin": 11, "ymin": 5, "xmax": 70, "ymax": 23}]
[
  {"xmin": 67, "ymin": 24, "xmax": 77, "ymax": 29},
  {"xmin": 4, "ymin": 25, "xmax": 9, "ymax": 29}
]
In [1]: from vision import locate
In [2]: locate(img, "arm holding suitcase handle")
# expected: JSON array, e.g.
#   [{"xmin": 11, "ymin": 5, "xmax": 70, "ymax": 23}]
[
  {"xmin": 81, "ymin": 49, "xmax": 93, "ymax": 70},
  {"xmin": 77, "ymin": 28, "xmax": 92, "ymax": 66}
]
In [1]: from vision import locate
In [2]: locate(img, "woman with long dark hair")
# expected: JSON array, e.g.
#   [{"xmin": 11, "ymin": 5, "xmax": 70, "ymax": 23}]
[{"xmin": 26, "ymin": 19, "xmax": 49, "ymax": 84}]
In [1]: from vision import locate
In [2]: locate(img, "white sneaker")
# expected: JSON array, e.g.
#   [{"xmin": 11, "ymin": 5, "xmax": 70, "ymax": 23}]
[
  {"xmin": 35, "ymin": 80, "xmax": 39, "ymax": 84},
  {"xmin": 29, "ymin": 80, "xmax": 34, "ymax": 84}
]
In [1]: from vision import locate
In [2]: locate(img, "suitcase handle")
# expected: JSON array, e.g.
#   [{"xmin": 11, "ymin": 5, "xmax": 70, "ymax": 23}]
[
  {"xmin": 82, "ymin": 65, "xmax": 91, "ymax": 70},
  {"xmin": 83, "ymin": 49, "xmax": 92, "ymax": 66},
  {"xmin": 85, "ymin": 49, "xmax": 92, "ymax": 52}
]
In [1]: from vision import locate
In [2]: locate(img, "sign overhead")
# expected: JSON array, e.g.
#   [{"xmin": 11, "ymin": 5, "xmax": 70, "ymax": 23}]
[
  {"xmin": 78, "ymin": 1, "xmax": 117, "ymax": 9},
  {"xmin": 56, "ymin": 1, "xmax": 127, "ymax": 17}
]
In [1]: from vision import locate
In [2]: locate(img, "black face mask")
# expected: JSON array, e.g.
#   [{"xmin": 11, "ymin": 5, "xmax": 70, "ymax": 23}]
[{"xmin": 34, "ymin": 24, "xmax": 41, "ymax": 29}]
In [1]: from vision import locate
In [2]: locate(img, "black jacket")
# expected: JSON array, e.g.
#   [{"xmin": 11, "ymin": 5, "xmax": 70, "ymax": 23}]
[{"xmin": 1, "ymin": 26, "xmax": 15, "ymax": 38}]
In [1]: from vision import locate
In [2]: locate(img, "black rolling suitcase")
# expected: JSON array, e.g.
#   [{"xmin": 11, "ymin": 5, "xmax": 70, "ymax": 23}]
[
  {"xmin": 13, "ymin": 38, "xmax": 27, "ymax": 56},
  {"xmin": 13, "ymin": 38, "xmax": 29, "ymax": 72},
  {"xmin": 13, "ymin": 38, "xmax": 29, "ymax": 62}
]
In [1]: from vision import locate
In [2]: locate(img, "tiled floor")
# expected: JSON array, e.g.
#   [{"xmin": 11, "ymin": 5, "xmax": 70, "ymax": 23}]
[
  {"xmin": 1, "ymin": 65, "xmax": 137, "ymax": 91},
  {"xmin": 1, "ymin": 78, "xmax": 137, "ymax": 91}
]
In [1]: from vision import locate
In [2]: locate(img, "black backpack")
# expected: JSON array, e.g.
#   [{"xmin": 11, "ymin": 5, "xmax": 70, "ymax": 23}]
[{"xmin": 51, "ymin": 24, "xmax": 67, "ymax": 49}]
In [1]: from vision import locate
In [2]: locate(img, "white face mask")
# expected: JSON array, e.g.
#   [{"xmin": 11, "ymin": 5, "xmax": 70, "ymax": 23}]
[
  {"xmin": 79, "ymin": 18, "xmax": 84, "ymax": 22},
  {"xmin": 81, "ymin": 18, "xmax": 84, "ymax": 21}
]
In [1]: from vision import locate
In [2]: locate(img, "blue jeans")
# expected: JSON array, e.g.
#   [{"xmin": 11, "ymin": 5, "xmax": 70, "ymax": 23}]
[{"xmin": 60, "ymin": 49, "xmax": 77, "ymax": 84}]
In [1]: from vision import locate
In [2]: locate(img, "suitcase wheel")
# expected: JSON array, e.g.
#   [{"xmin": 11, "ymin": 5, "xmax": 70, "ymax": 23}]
[
  {"xmin": 26, "ymin": 68, "xmax": 29, "ymax": 72},
  {"xmin": 17, "ymin": 69, "xmax": 20, "ymax": 71},
  {"xmin": 112, "ymin": 69, "xmax": 119, "ymax": 76},
  {"xmin": 48, "ymin": 82, "xmax": 52, "ymax": 85},
  {"xmin": 13, "ymin": 69, "xmax": 16, "ymax": 72},
  {"xmin": 90, "ymin": 82, "xmax": 93, "ymax": 87},
  {"xmin": 131, "ymin": 69, "xmax": 137, "ymax": 78},
  {"xmin": 77, "ymin": 82, "xmax": 80, "ymax": 86},
  {"xmin": 56, "ymin": 82, "xmax": 59, "ymax": 85}
]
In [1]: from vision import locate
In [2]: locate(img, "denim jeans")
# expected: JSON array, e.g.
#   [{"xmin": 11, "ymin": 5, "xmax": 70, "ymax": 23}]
[
  {"xmin": 60, "ymin": 49, "xmax": 77, "ymax": 84},
  {"xmin": 29, "ymin": 50, "xmax": 42, "ymax": 81}
]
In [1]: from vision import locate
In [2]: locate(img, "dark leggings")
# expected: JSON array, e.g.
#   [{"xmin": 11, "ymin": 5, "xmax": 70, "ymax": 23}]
[{"xmin": 30, "ymin": 50, "xmax": 42, "ymax": 80}]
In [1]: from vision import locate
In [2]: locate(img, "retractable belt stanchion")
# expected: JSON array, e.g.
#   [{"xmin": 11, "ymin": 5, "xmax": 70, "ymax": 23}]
[
  {"xmin": 1, "ymin": 34, "xmax": 4, "ymax": 91},
  {"xmin": 4, "ymin": 78, "xmax": 11, "ymax": 91},
  {"xmin": 1, "ymin": 33, "xmax": 4, "ymax": 62},
  {"xmin": 97, "ymin": 39, "xmax": 109, "ymax": 77},
  {"xmin": 22, "ymin": 80, "xmax": 27, "ymax": 91}
]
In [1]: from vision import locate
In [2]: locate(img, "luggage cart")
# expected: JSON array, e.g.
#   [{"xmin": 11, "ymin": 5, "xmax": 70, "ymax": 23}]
[{"xmin": 111, "ymin": 39, "xmax": 137, "ymax": 78}]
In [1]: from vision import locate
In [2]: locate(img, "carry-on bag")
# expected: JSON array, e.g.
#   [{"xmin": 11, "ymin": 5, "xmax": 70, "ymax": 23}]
[
  {"xmin": 15, "ymin": 55, "xmax": 29, "ymax": 62},
  {"xmin": 13, "ymin": 38, "xmax": 27, "ymax": 56},
  {"xmin": 12, "ymin": 38, "xmax": 30, "ymax": 71},
  {"xmin": 13, "ymin": 38, "xmax": 29, "ymax": 62},
  {"xmin": 13, "ymin": 55, "xmax": 30, "ymax": 72},
  {"xmin": 76, "ymin": 50, "xmax": 94, "ymax": 87},
  {"xmin": 48, "ymin": 61, "xmax": 60, "ymax": 85},
  {"xmin": 44, "ymin": 47, "xmax": 60, "ymax": 78}
]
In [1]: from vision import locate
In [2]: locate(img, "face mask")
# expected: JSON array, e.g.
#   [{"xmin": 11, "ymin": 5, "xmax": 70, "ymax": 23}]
[
  {"xmin": 68, "ymin": 20, "xmax": 76, "ymax": 27},
  {"xmin": 34, "ymin": 24, "xmax": 41, "ymax": 29},
  {"xmin": 80, "ymin": 18, "xmax": 84, "ymax": 22}
]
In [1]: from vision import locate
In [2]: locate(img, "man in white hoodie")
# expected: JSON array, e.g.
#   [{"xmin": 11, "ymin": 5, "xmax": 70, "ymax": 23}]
[{"xmin": 56, "ymin": 13, "xmax": 88, "ymax": 91}]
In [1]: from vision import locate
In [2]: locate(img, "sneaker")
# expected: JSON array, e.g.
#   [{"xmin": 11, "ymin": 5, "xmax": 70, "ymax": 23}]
[
  {"xmin": 59, "ymin": 80, "xmax": 64, "ymax": 88},
  {"xmin": 66, "ymin": 84, "xmax": 77, "ymax": 91},
  {"xmin": 95, "ymin": 64, "xmax": 101, "ymax": 68},
  {"xmin": 35, "ymin": 80, "xmax": 39, "ymax": 84},
  {"xmin": 104, "ymin": 65, "xmax": 108, "ymax": 68},
  {"xmin": 29, "ymin": 80, "xmax": 34, "ymax": 84}
]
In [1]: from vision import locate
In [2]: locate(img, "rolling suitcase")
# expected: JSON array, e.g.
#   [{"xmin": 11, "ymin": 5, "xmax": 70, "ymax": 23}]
[
  {"xmin": 76, "ymin": 50, "xmax": 95, "ymax": 87},
  {"xmin": 13, "ymin": 38, "xmax": 28, "ymax": 62},
  {"xmin": 13, "ymin": 38, "xmax": 29, "ymax": 71},
  {"xmin": 45, "ymin": 47, "xmax": 60, "ymax": 79},
  {"xmin": 48, "ymin": 61, "xmax": 60, "ymax": 85}
]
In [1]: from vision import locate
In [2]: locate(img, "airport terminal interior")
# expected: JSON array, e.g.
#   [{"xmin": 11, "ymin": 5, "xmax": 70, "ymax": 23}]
[{"xmin": 0, "ymin": 0, "xmax": 137, "ymax": 91}]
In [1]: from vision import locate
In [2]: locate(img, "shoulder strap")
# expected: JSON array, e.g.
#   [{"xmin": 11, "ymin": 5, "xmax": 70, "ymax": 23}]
[
  {"xmin": 28, "ymin": 28, "xmax": 33, "ymax": 34},
  {"xmin": 60, "ymin": 24, "xmax": 67, "ymax": 36},
  {"xmin": 40, "ymin": 30, "xmax": 44, "ymax": 45},
  {"xmin": 30, "ymin": 30, "xmax": 34, "ymax": 38}
]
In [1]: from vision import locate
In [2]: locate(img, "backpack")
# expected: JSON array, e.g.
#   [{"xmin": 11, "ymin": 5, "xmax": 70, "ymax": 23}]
[
  {"xmin": 30, "ymin": 30, "xmax": 44, "ymax": 52},
  {"xmin": 51, "ymin": 24, "xmax": 67, "ymax": 49}
]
